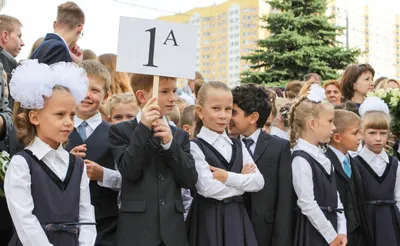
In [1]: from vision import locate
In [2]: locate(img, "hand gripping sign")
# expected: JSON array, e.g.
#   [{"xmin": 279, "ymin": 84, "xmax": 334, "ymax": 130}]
[{"xmin": 117, "ymin": 17, "xmax": 198, "ymax": 100}]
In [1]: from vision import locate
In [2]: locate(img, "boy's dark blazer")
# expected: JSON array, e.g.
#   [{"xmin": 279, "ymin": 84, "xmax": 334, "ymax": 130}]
[
  {"xmin": 30, "ymin": 33, "xmax": 72, "ymax": 65},
  {"xmin": 325, "ymin": 148, "xmax": 371, "ymax": 246},
  {"xmin": 109, "ymin": 118, "xmax": 198, "ymax": 246},
  {"xmin": 246, "ymin": 131, "xmax": 295, "ymax": 246}
]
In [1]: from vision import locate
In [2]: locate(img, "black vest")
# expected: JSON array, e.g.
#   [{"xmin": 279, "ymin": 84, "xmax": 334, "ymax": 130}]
[
  {"xmin": 66, "ymin": 121, "xmax": 118, "ymax": 220},
  {"xmin": 9, "ymin": 150, "xmax": 83, "ymax": 246},
  {"xmin": 292, "ymin": 150, "xmax": 339, "ymax": 246},
  {"xmin": 186, "ymin": 138, "xmax": 258, "ymax": 246},
  {"xmin": 354, "ymin": 155, "xmax": 400, "ymax": 246}
]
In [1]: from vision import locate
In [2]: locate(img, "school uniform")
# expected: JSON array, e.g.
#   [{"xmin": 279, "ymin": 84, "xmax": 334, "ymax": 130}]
[
  {"xmin": 4, "ymin": 137, "xmax": 96, "ymax": 246},
  {"xmin": 353, "ymin": 147, "xmax": 400, "ymax": 246},
  {"xmin": 292, "ymin": 139, "xmax": 346, "ymax": 246},
  {"xmin": 65, "ymin": 112, "xmax": 120, "ymax": 246},
  {"xmin": 30, "ymin": 33, "xmax": 72, "ymax": 65},
  {"xmin": 109, "ymin": 112, "xmax": 198, "ymax": 246},
  {"xmin": 241, "ymin": 129, "xmax": 295, "ymax": 246},
  {"xmin": 187, "ymin": 127, "xmax": 264, "ymax": 246},
  {"xmin": 325, "ymin": 147, "xmax": 366, "ymax": 246},
  {"xmin": 269, "ymin": 126, "xmax": 289, "ymax": 141}
]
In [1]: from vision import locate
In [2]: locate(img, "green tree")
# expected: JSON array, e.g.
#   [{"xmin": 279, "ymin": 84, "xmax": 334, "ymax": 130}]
[{"xmin": 241, "ymin": 0, "xmax": 361, "ymax": 84}]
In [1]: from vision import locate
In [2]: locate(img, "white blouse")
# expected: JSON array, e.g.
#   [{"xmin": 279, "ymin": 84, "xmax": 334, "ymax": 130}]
[
  {"xmin": 4, "ymin": 137, "xmax": 96, "ymax": 246},
  {"xmin": 190, "ymin": 127, "xmax": 264, "ymax": 201},
  {"xmin": 292, "ymin": 139, "xmax": 346, "ymax": 244}
]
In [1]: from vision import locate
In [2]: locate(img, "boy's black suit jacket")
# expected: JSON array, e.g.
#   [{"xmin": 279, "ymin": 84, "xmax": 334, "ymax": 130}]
[
  {"xmin": 246, "ymin": 131, "xmax": 295, "ymax": 246},
  {"xmin": 109, "ymin": 119, "xmax": 197, "ymax": 246}
]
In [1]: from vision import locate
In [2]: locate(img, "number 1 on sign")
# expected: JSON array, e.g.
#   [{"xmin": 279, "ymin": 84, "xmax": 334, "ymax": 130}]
[{"xmin": 143, "ymin": 27, "xmax": 157, "ymax": 68}]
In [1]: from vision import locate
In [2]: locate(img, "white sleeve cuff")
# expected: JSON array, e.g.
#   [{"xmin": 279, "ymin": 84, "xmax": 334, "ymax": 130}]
[{"xmin": 161, "ymin": 138, "xmax": 173, "ymax": 150}]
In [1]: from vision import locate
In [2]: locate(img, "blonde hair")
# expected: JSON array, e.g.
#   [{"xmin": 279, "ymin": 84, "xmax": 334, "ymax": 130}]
[
  {"xmin": 361, "ymin": 111, "xmax": 389, "ymax": 131},
  {"xmin": 375, "ymin": 78, "xmax": 400, "ymax": 90},
  {"xmin": 83, "ymin": 49, "xmax": 97, "ymax": 60},
  {"xmin": 285, "ymin": 80, "xmax": 304, "ymax": 99},
  {"xmin": 104, "ymin": 92, "xmax": 137, "ymax": 117},
  {"xmin": 194, "ymin": 81, "xmax": 231, "ymax": 137},
  {"xmin": 180, "ymin": 105, "xmax": 196, "ymax": 128},
  {"xmin": 0, "ymin": 15, "xmax": 22, "ymax": 33},
  {"xmin": 79, "ymin": 60, "xmax": 111, "ymax": 94},
  {"xmin": 275, "ymin": 97, "xmax": 290, "ymax": 112},
  {"xmin": 167, "ymin": 105, "xmax": 180, "ymax": 126},
  {"xmin": 56, "ymin": 2, "xmax": 85, "ymax": 29},
  {"xmin": 98, "ymin": 53, "xmax": 132, "ymax": 96},
  {"xmin": 289, "ymin": 96, "xmax": 333, "ymax": 147},
  {"xmin": 14, "ymin": 86, "xmax": 70, "ymax": 146},
  {"xmin": 333, "ymin": 109, "xmax": 361, "ymax": 134},
  {"xmin": 28, "ymin": 37, "xmax": 44, "ymax": 59}
]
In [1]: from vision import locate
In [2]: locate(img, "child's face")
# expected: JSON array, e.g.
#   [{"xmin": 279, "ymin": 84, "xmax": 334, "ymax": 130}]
[
  {"xmin": 31, "ymin": 90, "xmax": 75, "ymax": 149},
  {"xmin": 333, "ymin": 123, "xmax": 361, "ymax": 152},
  {"xmin": 311, "ymin": 108, "xmax": 335, "ymax": 144},
  {"xmin": 76, "ymin": 76, "xmax": 107, "ymax": 119},
  {"xmin": 362, "ymin": 128, "xmax": 388, "ymax": 154},
  {"xmin": 109, "ymin": 102, "xmax": 137, "ymax": 124},
  {"xmin": 229, "ymin": 104, "xmax": 255, "ymax": 136},
  {"xmin": 197, "ymin": 89, "xmax": 232, "ymax": 134},
  {"xmin": 157, "ymin": 78, "xmax": 178, "ymax": 116},
  {"xmin": 263, "ymin": 114, "xmax": 275, "ymax": 134}
]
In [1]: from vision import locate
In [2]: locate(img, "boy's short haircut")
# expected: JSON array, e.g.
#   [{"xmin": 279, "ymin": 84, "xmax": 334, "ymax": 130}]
[
  {"xmin": 130, "ymin": 74, "xmax": 175, "ymax": 94},
  {"xmin": 180, "ymin": 105, "xmax": 196, "ymax": 128},
  {"xmin": 83, "ymin": 49, "xmax": 97, "ymax": 60},
  {"xmin": 333, "ymin": 109, "xmax": 361, "ymax": 134},
  {"xmin": 195, "ymin": 71, "xmax": 204, "ymax": 81},
  {"xmin": 0, "ymin": 15, "xmax": 22, "ymax": 33},
  {"xmin": 232, "ymin": 84, "xmax": 272, "ymax": 128},
  {"xmin": 104, "ymin": 92, "xmax": 137, "ymax": 117},
  {"xmin": 194, "ymin": 79, "xmax": 204, "ymax": 98},
  {"xmin": 57, "ymin": 1, "xmax": 85, "ymax": 29},
  {"xmin": 79, "ymin": 60, "xmax": 111, "ymax": 93}
]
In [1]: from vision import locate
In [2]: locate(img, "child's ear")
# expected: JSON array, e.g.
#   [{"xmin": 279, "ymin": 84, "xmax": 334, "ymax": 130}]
[
  {"xmin": 102, "ymin": 92, "xmax": 109, "ymax": 103},
  {"xmin": 183, "ymin": 124, "xmax": 190, "ymax": 133},
  {"xmin": 195, "ymin": 105, "xmax": 203, "ymax": 120},
  {"xmin": 29, "ymin": 110, "xmax": 40, "ymax": 126},
  {"xmin": 135, "ymin": 90, "xmax": 147, "ymax": 105},
  {"xmin": 332, "ymin": 133, "xmax": 341, "ymax": 143},
  {"xmin": 308, "ymin": 118, "xmax": 316, "ymax": 130},
  {"xmin": 250, "ymin": 112, "xmax": 259, "ymax": 125}
]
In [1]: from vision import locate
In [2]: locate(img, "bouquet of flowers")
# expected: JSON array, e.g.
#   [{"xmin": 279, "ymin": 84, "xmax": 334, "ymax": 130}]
[
  {"xmin": 367, "ymin": 88, "xmax": 400, "ymax": 136},
  {"xmin": 0, "ymin": 150, "xmax": 10, "ymax": 197}
]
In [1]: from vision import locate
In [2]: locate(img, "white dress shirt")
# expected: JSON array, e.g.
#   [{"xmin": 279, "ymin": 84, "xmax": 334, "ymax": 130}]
[
  {"xmin": 190, "ymin": 127, "xmax": 264, "ymax": 201},
  {"xmin": 329, "ymin": 146, "xmax": 347, "ymax": 171},
  {"xmin": 4, "ymin": 137, "xmax": 96, "ymax": 246},
  {"xmin": 292, "ymin": 139, "xmax": 346, "ymax": 244},
  {"xmin": 75, "ymin": 113, "xmax": 121, "ymax": 190},
  {"xmin": 270, "ymin": 126, "xmax": 290, "ymax": 141},
  {"xmin": 358, "ymin": 147, "xmax": 400, "ymax": 211},
  {"xmin": 240, "ymin": 128, "xmax": 261, "ymax": 158}
]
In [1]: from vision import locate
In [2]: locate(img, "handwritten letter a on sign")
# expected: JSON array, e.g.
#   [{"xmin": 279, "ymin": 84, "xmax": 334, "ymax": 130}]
[{"xmin": 117, "ymin": 17, "xmax": 198, "ymax": 79}]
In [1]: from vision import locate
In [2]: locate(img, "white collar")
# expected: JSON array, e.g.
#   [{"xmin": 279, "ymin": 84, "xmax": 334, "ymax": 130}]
[
  {"xmin": 240, "ymin": 128, "xmax": 261, "ymax": 144},
  {"xmin": 295, "ymin": 138, "xmax": 330, "ymax": 164},
  {"xmin": 135, "ymin": 111, "xmax": 169, "ymax": 125},
  {"xmin": 198, "ymin": 126, "xmax": 232, "ymax": 146},
  {"xmin": 74, "ymin": 112, "xmax": 102, "ymax": 130},
  {"xmin": 359, "ymin": 146, "xmax": 389, "ymax": 163},
  {"xmin": 53, "ymin": 32, "xmax": 71, "ymax": 51},
  {"xmin": 26, "ymin": 137, "xmax": 68, "ymax": 163},
  {"xmin": 329, "ymin": 146, "xmax": 347, "ymax": 164},
  {"xmin": 270, "ymin": 126, "xmax": 289, "ymax": 140}
]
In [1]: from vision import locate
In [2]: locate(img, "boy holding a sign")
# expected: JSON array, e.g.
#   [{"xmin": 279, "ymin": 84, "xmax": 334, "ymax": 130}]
[{"xmin": 109, "ymin": 74, "xmax": 197, "ymax": 246}]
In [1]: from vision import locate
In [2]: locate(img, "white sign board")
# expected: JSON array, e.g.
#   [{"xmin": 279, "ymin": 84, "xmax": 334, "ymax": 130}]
[{"xmin": 117, "ymin": 17, "xmax": 198, "ymax": 79}]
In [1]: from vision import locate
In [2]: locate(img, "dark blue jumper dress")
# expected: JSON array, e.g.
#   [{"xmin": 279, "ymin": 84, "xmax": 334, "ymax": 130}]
[
  {"xmin": 186, "ymin": 138, "xmax": 258, "ymax": 246},
  {"xmin": 8, "ymin": 150, "xmax": 88, "ymax": 246}
]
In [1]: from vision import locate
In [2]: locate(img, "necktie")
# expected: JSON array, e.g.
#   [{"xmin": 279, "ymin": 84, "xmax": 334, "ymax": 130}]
[
  {"xmin": 343, "ymin": 156, "xmax": 352, "ymax": 178},
  {"xmin": 242, "ymin": 138, "xmax": 255, "ymax": 157},
  {"xmin": 77, "ymin": 121, "xmax": 88, "ymax": 141}
]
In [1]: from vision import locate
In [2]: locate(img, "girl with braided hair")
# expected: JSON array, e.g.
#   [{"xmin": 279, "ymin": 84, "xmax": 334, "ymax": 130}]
[{"xmin": 290, "ymin": 84, "xmax": 348, "ymax": 246}]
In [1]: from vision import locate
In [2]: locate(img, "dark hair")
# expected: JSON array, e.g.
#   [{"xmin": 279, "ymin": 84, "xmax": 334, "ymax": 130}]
[
  {"xmin": 340, "ymin": 64, "xmax": 375, "ymax": 101},
  {"xmin": 334, "ymin": 101, "xmax": 359, "ymax": 115},
  {"xmin": 285, "ymin": 80, "xmax": 304, "ymax": 99},
  {"xmin": 232, "ymin": 84, "xmax": 272, "ymax": 128}
]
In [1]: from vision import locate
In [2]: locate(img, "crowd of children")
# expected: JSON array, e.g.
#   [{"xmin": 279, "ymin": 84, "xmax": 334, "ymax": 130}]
[{"xmin": 0, "ymin": 2, "xmax": 399, "ymax": 246}]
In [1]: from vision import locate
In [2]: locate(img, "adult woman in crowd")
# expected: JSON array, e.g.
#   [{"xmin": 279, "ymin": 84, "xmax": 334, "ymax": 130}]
[{"xmin": 323, "ymin": 80, "xmax": 342, "ymax": 105}]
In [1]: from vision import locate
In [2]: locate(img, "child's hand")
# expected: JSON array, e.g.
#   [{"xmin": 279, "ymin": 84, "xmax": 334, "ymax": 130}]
[
  {"xmin": 329, "ymin": 234, "xmax": 347, "ymax": 246},
  {"xmin": 241, "ymin": 163, "xmax": 257, "ymax": 174},
  {"xmin": 84, "ymin": 160, "xmax": 104, "ymax": 181},
  {"xmin": 70, "ymin": 44, "xmax": 83, "ymax": 64},
  {"xmin": 141, "ymin": 97, "xmax": 161, "ymax": 129},
  {"xmin": 153, "ymin": 119, "xmax": 172, "ymax": 145},
  {"xmin": 70, "ymin": 144, "xmax": 87, "ymax": 158},
  {"xmin": 210, "ymin": 166, "xmax": 228, "ymax": 183}
]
